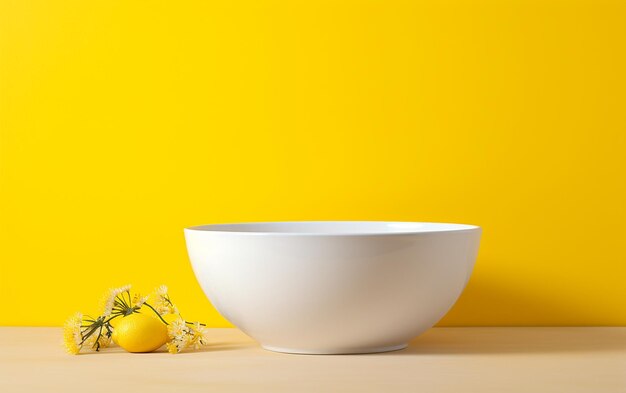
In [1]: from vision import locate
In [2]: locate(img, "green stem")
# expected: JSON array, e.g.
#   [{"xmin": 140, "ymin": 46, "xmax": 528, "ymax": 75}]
[
  {"xmin": 104, "ymin": 314, "xmax": 121, "ymax": 325},
  {"xmin": 143, "ymin": 302, "xmax": 169, "ymax": 325},
  {"xmin": 117, "ymin": 294, "xmax": 128, "ymax": 309},
  {"xmin": 93, "ymin": 327, "xmax": 103, "ymax": 351},
  {"xmin": 185, "ymin": 321, "xmax": 206, "ymax": 326},
  {"xmin": 80, "ymin": 324, "xmax": 99, "ymax": 345}
]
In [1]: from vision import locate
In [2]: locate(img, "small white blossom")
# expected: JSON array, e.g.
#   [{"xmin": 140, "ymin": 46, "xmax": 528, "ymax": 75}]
[{"xmin": 102, "ymin": 285, "xmax": 131, "ymax": 316}]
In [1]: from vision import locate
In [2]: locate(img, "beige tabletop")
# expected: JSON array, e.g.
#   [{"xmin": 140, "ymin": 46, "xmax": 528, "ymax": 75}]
[{"xmin": 0, "ymin": 327, "xmax": 624, "ymax": 392}]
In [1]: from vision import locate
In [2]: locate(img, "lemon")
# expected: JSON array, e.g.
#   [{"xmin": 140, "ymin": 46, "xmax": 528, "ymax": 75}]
[{"xmin": 113, "ymin": 313, "xmax": 168, "ymax": 353}]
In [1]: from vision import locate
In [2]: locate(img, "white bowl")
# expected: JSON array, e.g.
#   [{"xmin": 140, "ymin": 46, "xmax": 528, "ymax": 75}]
[{"xmin": 185, "ymin": 221, "xmax": 481, "ymax": 354}]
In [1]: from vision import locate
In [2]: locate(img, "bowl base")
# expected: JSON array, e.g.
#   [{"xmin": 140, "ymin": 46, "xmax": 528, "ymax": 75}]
[{"xmin": 261, "ymin": 343, "xmax": 408, "ymax": 355}]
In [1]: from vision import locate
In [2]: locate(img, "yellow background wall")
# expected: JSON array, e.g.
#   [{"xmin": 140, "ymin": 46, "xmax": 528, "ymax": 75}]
[{"xmin": 1, "ymin": 0, "xmax": 624, "ymax": 327}]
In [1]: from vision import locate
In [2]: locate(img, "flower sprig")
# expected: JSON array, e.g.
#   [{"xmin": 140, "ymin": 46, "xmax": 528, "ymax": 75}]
[
  {"xmin": 63, "ymin": 284, "xmax": 209, "ymax": 355},
  {"xmin": 152, "ymin": 285, "xmax": 178, "ymax": 315},
  {"xmin": 166, "ymin": 318, "xmax": 210, "ymax": 354}
]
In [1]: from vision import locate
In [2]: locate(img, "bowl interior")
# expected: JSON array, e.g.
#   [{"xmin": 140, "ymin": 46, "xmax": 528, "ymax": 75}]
[{"xmin": 186, "ymin": 221, "xmax": 478, "ymax": 235}]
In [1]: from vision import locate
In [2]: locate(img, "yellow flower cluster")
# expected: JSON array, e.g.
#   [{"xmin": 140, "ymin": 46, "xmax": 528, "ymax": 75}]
[
  {"xmin": 151, "ymin": 285, "xmax": 179, "ymax": 315},
  {"xmin": 63, "ymin": 284, "xmax": 209, "ymax": 355},
  {"xmin": 166, "ymin": 317, "xmax": 210, "ymax": 354},
  {"xmin": 62, "ymin": 312, "xmax": 83, "ymax": 355}
]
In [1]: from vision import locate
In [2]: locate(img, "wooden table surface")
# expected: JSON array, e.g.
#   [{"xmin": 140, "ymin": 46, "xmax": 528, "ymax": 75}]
[{"xmin": 1, "ymin": 327, "xmax": 624, "ymax": 392}]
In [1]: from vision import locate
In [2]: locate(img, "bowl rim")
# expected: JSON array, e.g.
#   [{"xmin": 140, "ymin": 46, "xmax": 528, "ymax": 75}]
[{"xmin": 184, "ymin": 221, "xmax": 481, "ymax": 237}]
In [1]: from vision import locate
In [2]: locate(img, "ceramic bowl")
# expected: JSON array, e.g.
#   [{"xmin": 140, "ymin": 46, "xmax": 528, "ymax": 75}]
[{"xmin": 185, "ymin": 221, "xmax": 481, "ymax": 354}]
